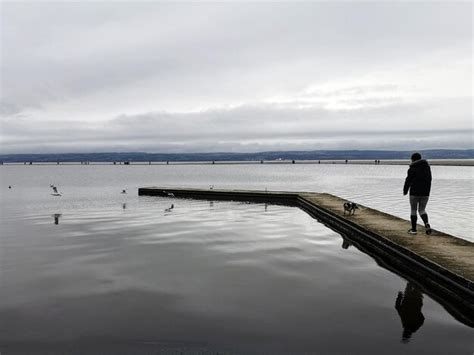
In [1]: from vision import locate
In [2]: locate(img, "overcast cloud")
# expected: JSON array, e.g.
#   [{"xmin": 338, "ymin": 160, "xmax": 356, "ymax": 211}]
[{"xmin": 1, "ymin": 1, "xmax": 472, "ymax": 153}]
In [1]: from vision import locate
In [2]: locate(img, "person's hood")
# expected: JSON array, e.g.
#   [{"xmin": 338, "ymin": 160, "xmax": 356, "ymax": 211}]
[{"xmin": 410, "ymin": 159, "xmax": 429, "ymax": 167}]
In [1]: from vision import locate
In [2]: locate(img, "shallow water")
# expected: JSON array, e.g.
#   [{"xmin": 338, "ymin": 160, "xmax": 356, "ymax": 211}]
[{"xmin": 0, "ymin": 165, "xmax": 472, "ymax": 353}]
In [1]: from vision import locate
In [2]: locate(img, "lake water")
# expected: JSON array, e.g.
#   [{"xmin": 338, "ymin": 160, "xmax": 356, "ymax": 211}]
[{"xmin": 0, "ymin": 165, "xmax": 472, "ymax": 354}]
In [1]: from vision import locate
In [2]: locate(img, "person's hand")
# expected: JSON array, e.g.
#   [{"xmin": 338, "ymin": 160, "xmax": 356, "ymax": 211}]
[{"xmin": 403, "ymin": 192, "xmax": 407, "ymax": 196}]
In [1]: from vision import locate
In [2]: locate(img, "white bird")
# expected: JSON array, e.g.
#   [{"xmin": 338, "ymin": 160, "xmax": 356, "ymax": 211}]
[
  {"xmin": 167, "ymin": 192, "xmax": 175, "ymax": 197},
  {"xmin": 50, "ymin": 184, "xmax": 61, "ymax": 196},
  {"xmin": 210, "ymin": 185, "xmax": 214, "ymax": 190}
]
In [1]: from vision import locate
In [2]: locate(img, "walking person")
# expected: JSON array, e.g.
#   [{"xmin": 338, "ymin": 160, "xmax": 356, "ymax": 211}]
[{"xmin": 403, "ymin": 152, "xmax": 432, "ymax": 235}]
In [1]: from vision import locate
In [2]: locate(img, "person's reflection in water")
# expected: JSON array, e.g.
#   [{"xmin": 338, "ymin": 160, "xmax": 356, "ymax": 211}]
[
  {"xmin": 264, "ymin": 203, "xmax": 268, "ymax": 212},
  {"xmin": 340, "ymin": 234, "xmax": 352, "ymax": 249},
  {"xmin": 53, "ymin": 213, "xmax": 62, "ymax": 225},
  {"xmin": 342, "ymin": 239, "xmax": 351, "ymax": 249},
  {"xmin": 122, "ymin": 203, "xmax": 127, "ymax": 210},
  {"xmin": 209, "ymin": 201, "xmax": 214, "ymax": 209},
  {"xmin": 395, "ymin": 282, "xmax": 425, "ymax": 343}
]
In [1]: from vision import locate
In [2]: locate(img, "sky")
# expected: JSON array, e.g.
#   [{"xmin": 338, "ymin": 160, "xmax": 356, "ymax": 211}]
[{"xmin": 0, "ymin": 1, "xmax": 472, "ymax": 154}]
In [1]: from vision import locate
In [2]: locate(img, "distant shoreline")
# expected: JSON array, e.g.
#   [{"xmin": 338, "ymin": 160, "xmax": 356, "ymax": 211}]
[{"xmin": 1, "ymin": 159, "xmax": 473, "ymax": 167}]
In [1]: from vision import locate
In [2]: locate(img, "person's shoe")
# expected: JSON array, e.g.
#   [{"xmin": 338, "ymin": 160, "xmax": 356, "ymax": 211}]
[
  {"xmin": 407, "ymin": 229, "xmax": 417, "ymax": 235},
  {"xmin": 425, "ymin": 224, "xmax": 432, "ymax": 235}
]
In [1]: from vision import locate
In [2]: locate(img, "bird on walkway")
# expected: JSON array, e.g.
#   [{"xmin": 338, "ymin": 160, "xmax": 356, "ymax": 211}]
[{"xmin": 162, "ymin": 190, "xmax": 175, "ymax": 197}]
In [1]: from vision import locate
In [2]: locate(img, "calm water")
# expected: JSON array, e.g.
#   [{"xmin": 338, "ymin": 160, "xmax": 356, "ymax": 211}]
[{"xmin": 0, "ymin": 165, "xmax": 473, "ymax": 354}]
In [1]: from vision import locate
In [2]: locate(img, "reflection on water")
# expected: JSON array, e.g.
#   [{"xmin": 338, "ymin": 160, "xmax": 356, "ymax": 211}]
[
  {"xmin": 396, "ymin": 283, "xmax": 425, "ymax": 343},
  {"xmin": 341, "ymin": 236, "xmax": 352, "ymax": 250},
  {"xmin": 53, "ymin": 213, "xmax": 61, "ymax": 225},
  {"xmin": 0, "ymin": 165, "xmax": 473, "ymax": 353},
  {"xmin": 0, "ymin": 197, "xmax": 472, "ymax": 353}
]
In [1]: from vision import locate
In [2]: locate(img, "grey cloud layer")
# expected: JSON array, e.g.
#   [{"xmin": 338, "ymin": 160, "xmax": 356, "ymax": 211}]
[
  {"xmin": 1, "ymin": 98, "xmax": 471, "ymax": 153},
  {"xmin": 1, "ymin": 2, "xmax": 472, "ymax": 153}
]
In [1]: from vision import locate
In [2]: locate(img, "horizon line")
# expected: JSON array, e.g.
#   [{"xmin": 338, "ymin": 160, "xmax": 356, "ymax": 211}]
[{"xmin": 1, "ymin": 148, "xmax": 473, "ymax": 156}]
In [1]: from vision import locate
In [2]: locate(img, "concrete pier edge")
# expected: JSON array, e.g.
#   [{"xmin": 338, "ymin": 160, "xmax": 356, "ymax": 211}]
[
  {"xmin": 138, "ymin": 187, "xmax": 474, "ymax": 315},
  {"xmin": 296, "ymin": 195, "xmax": 472, "ymax": 292}
]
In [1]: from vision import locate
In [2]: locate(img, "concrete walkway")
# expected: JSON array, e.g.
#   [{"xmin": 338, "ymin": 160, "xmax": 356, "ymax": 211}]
[{"xmin": 299, "ymin": 192, "xmax": 474, "ymax": 282}]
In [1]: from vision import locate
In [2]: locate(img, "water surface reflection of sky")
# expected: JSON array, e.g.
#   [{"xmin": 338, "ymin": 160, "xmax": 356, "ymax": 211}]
[{"xmin": 0, "ymin": 165, "xmax": 472, "ymax": 353}]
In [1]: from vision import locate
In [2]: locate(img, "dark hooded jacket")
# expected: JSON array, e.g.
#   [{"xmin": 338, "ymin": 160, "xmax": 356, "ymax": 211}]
[{"xmin": 403, "ymin": 159, "xmax": 432, "ymax": 196}]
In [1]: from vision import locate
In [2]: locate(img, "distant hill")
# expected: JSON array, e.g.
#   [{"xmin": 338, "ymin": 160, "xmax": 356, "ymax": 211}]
[{"xmin": 0, "ymin": 149, "xmax": 473, "ymax": 163}]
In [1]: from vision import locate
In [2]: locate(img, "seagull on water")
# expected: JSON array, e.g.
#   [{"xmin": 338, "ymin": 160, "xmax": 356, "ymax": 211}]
[
  {"xmin": 50, "ymin": 184, "xmax": 62, "ymax": 196},
  {"xmin": 165, "ymin": 204, "xmax": 174, "ymax": 212}
]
